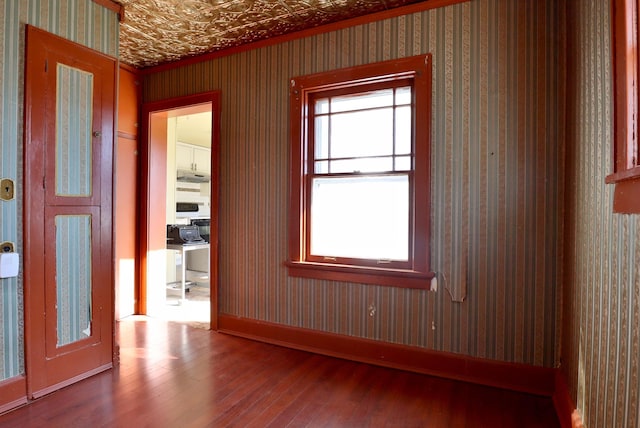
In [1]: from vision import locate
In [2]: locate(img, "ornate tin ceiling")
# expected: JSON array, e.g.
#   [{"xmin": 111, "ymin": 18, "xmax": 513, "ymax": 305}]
[{"xmin": 118, "ymin": 0, "xmax": 429, "ymax": 68}]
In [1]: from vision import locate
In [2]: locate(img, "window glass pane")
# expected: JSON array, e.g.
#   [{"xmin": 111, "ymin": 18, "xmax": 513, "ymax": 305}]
[
  {"xmin": 331, "ymin": 108, "xmax": 393, "ymax": 158},
  {"xmin": 56, "ymin": 214, "xmax": 92, "ymax": 346},
  {"xmin": 395, "ymin": 106, "xmax": 412, "ymax": 155},
  {"xmin": 315, "ymin": 98, "xmax": 329, "ymax": 114},
  {"xmin": 331, "ymin": 89, "xmax": 394, "ymax": 113},
  {"xmin": 395, "ymin": 86, "xmax": 412, "ymax": 105},
  {"xmin": 315, "ymin": 160, "xmax": 329, "ymax": 173},
  {"xmin": 314, "ymin": 116, "xmax": 329, "ymax": 159},
  {"xmin": 395, "ymin": 155, "xmax": 412, "ymax": 171},
  {"xmin": 56, "ymin": 64, "xmax": 93, "ymax": 197},
  {"xmin": 310, "ymin": 175, "xmax": 409, "ymax": 260},
  {"xmin": 330, "ymin": 157, "xmax": 393, "ymax": 173}
]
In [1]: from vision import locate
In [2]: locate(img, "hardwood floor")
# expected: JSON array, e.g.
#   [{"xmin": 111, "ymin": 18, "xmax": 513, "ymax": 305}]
[{"xmin": 0, "ymin": 317, "xmax": 560, "ymax": 427}]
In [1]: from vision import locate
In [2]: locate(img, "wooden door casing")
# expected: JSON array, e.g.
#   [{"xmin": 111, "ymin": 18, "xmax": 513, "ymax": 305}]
[{"xmin": 140, "ymin": 94, "xmax": 220, "ymax": 328}]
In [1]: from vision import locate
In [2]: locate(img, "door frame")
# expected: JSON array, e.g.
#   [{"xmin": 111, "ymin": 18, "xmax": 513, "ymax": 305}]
[{"xmin": 139, "ymin": 92, "xmax": 221, "ymax": 329}]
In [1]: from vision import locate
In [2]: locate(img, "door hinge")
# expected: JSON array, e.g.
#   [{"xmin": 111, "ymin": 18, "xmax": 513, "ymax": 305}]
[
  {"xmin": 43, "ymin": 176, "xmax": 46, "ymax": 189},
  {"xmin": 45, "ymin": 60, "xmax": 48, "ymax": 72}
]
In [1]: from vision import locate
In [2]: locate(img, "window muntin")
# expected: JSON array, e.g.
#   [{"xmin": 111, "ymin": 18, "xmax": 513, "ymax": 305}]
[
  {"xmin": 288, "ymin": 54, "xmax": 433, "ymax": 288},
  {"xmin": 311, "ymin": 85, "xmax": 413, "ymax": 175}
]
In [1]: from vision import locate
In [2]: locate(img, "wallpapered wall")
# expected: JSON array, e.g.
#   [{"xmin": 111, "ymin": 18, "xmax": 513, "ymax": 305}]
[
  {"xmin": 0, "ymin": 0, "xmax": 118, "ymax": 382},
  {"xmin": 564, "ymin": 0, "xmax": 640, "ymax": 427},
  {"xmin": 145, "ymin": 0, "xmax": 563, "ymax": 367}
]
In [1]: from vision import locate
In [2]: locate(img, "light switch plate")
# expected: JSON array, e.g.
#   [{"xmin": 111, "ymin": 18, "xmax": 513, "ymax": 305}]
[
  {"xmin": 0, "ymin": 178, "xmax": 15, "ymax": 201},
  {"xmin": 0, "ymin": 253, "xmax": 19, "ymax": 278}
]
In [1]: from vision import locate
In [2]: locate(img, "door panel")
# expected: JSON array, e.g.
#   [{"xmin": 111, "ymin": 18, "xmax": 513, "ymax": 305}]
[
  {"xmin": 53, "ymin": 64, "xmax": 94, "ymax": 198},
  {"xmin": 24, "ymin": 25, "xmax": 115, "ymax": 398},
  {"xmin": 45, "ymin": 208, "xmax": 101, "ymax": 353},
  {"xmin": 54, "ymin": 214, "xmax": 93, "ymax": 346}
]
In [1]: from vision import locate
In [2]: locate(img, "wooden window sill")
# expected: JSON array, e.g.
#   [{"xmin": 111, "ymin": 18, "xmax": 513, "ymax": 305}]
[
  {"xmin": 605, "ymin": 165, "xmax": 640, "ymax": 184},
  {"xmin": 286, "ymin": 260, "xmax": 435, "ymax": 289},
  {"xmin": 607, "ymin": 173, "xmax": 640, "ymax": 214}
]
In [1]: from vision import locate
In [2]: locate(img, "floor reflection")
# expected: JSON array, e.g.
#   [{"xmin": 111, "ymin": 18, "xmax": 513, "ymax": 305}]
[{"xmin": 162, "ymin": 283, "xmax": 210, "ymax": 329}]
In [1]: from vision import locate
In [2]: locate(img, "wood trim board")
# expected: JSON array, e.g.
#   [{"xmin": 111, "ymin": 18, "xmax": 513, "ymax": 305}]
[
  {"xmin": 91, "ymin": 0, "xmax": 124, "ymax": 21},
  {"xmin": 553, "ymin": 370, "xmax": 584, "ymax": 428},
  {"xmin": 218, "ymin": 315, "xmax": 556, "ymax": 397},
  {"xmin": 0, "ymin": 376, "xmax": 27, "ymax": 415}
]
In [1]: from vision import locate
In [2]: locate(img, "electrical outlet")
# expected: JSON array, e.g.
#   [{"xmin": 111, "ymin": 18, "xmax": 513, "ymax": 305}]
[
  {"xmin": 0, "ymin": 178, "xmax": 15, "ymax": 201},
  {"xmin": 0, "ymin": 242, "xmax": 15, "ymax": 253}
]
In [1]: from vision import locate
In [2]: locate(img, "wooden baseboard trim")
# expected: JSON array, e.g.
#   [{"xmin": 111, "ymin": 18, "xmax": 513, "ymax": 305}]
[
  {"xmin": 0, "ymin": 376, "xmax": 27, "ymax": 415},
  {"xmin": 218, "ymin": 315, "xmax": 555, "ymax": 396},
  {"xmin": 553, "ymin": 370, "xmax": 584, "ymax": 428}
]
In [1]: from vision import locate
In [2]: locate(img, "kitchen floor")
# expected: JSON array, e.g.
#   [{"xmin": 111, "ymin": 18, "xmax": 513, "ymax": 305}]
[{"xmin": 165, "ymin": 282, "xmax": 211, "ymax": 329}]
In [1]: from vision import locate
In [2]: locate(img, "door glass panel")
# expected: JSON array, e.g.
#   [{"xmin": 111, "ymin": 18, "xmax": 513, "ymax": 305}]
[
  {"xmin": 56, "ymin": 64, "xmax": 93, "ymax": 197},
  {"xmin": 56, "ymin": 215, "xmax": 92, "ymax": 346}
]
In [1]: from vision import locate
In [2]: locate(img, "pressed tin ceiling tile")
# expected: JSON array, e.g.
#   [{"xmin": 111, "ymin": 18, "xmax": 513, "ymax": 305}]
[{"xmin": 117, "ymin": 0, "xmax": 429, "ymax": 68}]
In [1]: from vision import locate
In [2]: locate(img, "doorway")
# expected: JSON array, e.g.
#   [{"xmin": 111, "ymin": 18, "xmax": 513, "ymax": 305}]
[{"xmin": 140, "ymin": 93, "xmax": 220, "ymax": 330}]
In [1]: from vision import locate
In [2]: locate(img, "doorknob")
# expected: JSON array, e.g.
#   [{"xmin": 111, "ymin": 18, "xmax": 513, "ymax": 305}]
[{"xmin": 92, "ymin": 131, "xmax": 101, "ymax": 137}]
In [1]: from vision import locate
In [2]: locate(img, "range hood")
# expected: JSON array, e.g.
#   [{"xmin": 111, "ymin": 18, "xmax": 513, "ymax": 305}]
[{"xmin": 177, "ymin": 169, "xmax": 210, "ymax": 183}]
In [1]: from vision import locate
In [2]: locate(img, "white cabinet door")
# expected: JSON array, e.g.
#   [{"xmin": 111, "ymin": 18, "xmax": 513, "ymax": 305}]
[
  {"xmin": 192, "ymin": 145, "xmax": 211, "ymax": 174},
  {"xmin": 176, "ymin": 142, "xmax": 194, "ymax": 171},
  {"xmin": 176, "ymin": 142, "xmax": 210, "ymax": 174}
]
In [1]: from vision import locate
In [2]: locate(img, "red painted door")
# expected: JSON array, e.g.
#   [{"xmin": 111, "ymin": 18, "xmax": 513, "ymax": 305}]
[{"xmin": 23, "ymin": 25, "xmax": 116, "ymax": 398}]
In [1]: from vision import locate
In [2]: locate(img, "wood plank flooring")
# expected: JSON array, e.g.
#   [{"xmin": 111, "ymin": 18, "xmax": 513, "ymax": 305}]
[{"xmin": 0, "ymin": 317, "xmax": 560, "ymax": 427}]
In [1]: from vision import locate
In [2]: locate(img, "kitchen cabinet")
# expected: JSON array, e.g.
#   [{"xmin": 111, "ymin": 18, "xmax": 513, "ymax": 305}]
[{"xmin": 176, "ymin": 142, "xmax": 210, "ymax": 175}]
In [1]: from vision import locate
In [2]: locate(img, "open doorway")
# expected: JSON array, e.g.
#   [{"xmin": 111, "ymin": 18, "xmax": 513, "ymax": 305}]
[{"xmin": 139, "ymin": 93, "xmax": 220, "ymax": 330}]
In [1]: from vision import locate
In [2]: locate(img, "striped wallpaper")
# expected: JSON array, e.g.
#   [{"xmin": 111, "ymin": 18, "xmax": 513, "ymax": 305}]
[
  {"xmin": 55, "ymin": 215, "xmax": 93, "ymax": 346},
  {"xmin": 145, "ymin": 0, "xmax": 563, "ymax": 367},
  {"xmin": 0, "ymin": 0, "xmax": 118, "ymax": 381},
  {"xmin": 56, "ymin": 63, "xmax": 93, "ymax": 197},
  {"xmin": 563, "ymin": 0, "xmax": 640, "ymax": 427}
]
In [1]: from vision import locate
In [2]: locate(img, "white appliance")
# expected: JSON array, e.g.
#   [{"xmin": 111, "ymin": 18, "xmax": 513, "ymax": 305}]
[{"xmin": 175, "ymin": 181, "xmax": 210, "ymax": 218}]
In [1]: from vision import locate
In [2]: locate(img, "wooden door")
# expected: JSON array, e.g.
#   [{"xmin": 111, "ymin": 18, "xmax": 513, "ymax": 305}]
[{"xmin": 23, "ymin": 25, "xmax": 116, "ymax": 398}]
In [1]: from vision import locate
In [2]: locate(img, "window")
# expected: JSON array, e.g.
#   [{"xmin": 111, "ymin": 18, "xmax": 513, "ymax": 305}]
[
  {"xmin": 608, "ymin": 0, "xmax": 640, "ymax": 213},
  {"xmin": 287, "ymin": 54, "xmax": 434, "ymax": 288}
]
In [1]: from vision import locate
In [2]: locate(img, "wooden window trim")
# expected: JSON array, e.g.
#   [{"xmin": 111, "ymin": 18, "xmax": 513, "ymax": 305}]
[
  {"xmin": 608, "ymin": 0, "xmax": 640, "ymax": 213},
  {"xmin": 287, "ymin": 54, "xmax": 434, "ymax": 289}
]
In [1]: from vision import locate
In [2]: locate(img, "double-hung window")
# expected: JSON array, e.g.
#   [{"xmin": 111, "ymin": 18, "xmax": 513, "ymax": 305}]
[{"xmin": 287, "ymin": 54, "xmax": 434, "ymax": 288}]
